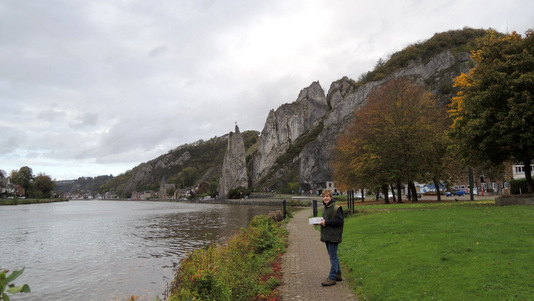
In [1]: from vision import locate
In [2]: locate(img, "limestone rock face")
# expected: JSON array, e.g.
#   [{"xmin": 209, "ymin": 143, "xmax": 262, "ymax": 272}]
[
  {"xmin": 122, "ymin": 50, "xmax": 474, "ymax": 196},
  {"xmin": 218, "ymin": 125, "xmax": 248, "ymax": 199},
  {"xmin": 251, "ymin": 81, "xmax": 329, "ymax": 184},
  {"xmin": 298, "ymin": 50, "xmax": 471, "ymax": 189},
  {"xmin": 155, "ymin": 151, "xmax": 191, "ymax": 169},
  {"xmin": 123, "ymin": 162, "xmax": 154, "ymax": 194}
]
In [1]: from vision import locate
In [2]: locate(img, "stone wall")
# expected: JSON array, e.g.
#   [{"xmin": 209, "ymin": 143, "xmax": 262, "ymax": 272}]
[{"xmin": 495, "ymin": 196, "xmax": 534, "ymax": 206}]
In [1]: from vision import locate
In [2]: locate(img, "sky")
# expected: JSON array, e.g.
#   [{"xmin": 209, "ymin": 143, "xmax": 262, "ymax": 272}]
[{"xmin": 1, "ymin": 0, "xmax": 533, "ymax": 181}]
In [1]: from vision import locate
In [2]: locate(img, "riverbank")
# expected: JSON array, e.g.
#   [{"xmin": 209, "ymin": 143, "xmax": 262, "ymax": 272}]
[
  {"xmin": 166, "ymin": 213, "xmax": 287, "ymax": 300},
  {"xmin": 0, "ymin": 198, "xmax": 68, "ymax": 205}
]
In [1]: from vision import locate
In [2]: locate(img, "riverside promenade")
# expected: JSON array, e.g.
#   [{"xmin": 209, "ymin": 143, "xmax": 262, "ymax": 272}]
[{"xmin": 280, "ymin": 207, "xmax": 358, "ymax": 300}]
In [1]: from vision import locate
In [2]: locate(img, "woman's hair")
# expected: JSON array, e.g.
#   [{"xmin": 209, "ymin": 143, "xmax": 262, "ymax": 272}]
[{"xmin": 322, "ymin": 189, "xmax": 333, "ymax": 198}]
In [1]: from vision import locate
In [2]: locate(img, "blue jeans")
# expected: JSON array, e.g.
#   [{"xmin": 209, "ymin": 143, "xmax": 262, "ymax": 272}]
[{"xmin": 325, "ymin": 242, "xmax": 341, "ymax": 280}]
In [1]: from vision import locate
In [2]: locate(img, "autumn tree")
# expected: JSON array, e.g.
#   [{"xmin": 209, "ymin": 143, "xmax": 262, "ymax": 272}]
[
  {"xmin": 333, "ymin": 78, "xmax": 451, "ymax": 202},
  {"xmin": 11, "ymin": 166, "xmax": 34, "ymax": 196},
  {"xmin": 424, "ymin": 109, "xmax": 461, "ymax": 201},
  {"xmin": 449, "ymin": 30, "xmax": 534, "ymax": 193},
  {"xmin": 34, "ymin": 173, "xmax": 56, "ymax": 198}
]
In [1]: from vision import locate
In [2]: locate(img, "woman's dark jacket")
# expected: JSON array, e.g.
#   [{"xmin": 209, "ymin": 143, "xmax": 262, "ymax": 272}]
[{"xmin": 320, "ymin": 201, "xmax": 344, "ymax": 243}]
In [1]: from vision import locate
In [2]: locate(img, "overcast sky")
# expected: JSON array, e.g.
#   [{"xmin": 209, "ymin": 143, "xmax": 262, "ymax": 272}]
[{"xmin": 1, "ymin": 0, "xmax": 532, "ymax": 180}]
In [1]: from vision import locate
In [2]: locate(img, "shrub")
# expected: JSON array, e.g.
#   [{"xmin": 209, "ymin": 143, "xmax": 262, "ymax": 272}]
[
  {"xmin": 267, "ymin": 210, "xmax": 284, "ymax": 222},
  {"xmin": 510, "ymin": 178, "xmax": 528, "ymax": 194},
  {"xmin": 227, "ymin": 187, "xmax": 251, "ymax": 199},
  {"xmin": 288, "ymin": 199, "xmax": 312, "ymax": 207},
  {"xmin": 168, "ymin": 214, "xmax": 287, "ymax": 301}
]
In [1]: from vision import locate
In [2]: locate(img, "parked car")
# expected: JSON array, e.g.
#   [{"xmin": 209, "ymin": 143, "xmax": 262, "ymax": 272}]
[
  {"xmin": 456, "ymin": 190, "xmax": 467, "ymax": 196},
  {"xmin": 379, "ymin": 192, "xmax": 394, "ymax": 199},
  {"xmin": 447, "ymin": 190, "xmax": 467, "ymax": 197}
]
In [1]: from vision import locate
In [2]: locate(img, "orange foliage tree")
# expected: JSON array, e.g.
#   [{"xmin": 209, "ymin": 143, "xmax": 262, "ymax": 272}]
[
  {"xmin": 332, "ymin": 78, "xmax": 453, "ymax": 202},
  {"xmin": 450, "ymin": 30, "xmax": 534, "ymax": 193}
]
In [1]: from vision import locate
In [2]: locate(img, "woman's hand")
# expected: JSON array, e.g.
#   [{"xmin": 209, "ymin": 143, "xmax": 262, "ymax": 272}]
[{"xmin": 320, "ymin": 218, "xmax": 326, "ymax": 227}]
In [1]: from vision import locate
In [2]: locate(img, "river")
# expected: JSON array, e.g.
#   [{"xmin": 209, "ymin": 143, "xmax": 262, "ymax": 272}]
[{"xmin": 0, "ymin": 200, "xmax": 280, "ymax": 301}]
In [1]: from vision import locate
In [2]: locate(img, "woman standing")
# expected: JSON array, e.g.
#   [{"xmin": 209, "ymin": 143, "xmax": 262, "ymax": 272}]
[{"xmin": 320, "ymin": 189, "xmax": 344, "ymax": 286}]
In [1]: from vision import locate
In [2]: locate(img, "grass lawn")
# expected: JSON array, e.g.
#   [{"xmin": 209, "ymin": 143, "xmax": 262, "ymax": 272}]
[{"xmin": 340, "ymin": 201, "xmax": 534, "ymax": 300}]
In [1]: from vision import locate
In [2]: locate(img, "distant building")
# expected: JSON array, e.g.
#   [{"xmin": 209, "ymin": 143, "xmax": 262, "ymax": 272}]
[
  {"xmin": 1, "ymin": 178, "xmax": 16, "ymax": 196},
  {"xmin": 512, "ymin": 163, "xmax": 534, "ymax": 180},
  {"xmin": 132, "ymin": 190, "xmax": 155, "ymax": 200},
  {"xmin": 174, "ymin": 189, "xmax": 190, "ymax": 200},
  {"xmin": 159, "ymin": 184, "xmax": 176, "ymax": 199},
  {"xmin": 324, "ymin": 181, "xmax": 340, "ymax": 195},
  {"xmin": 159, "ymin": 176, "xmax": 176, "ymax": 199}
]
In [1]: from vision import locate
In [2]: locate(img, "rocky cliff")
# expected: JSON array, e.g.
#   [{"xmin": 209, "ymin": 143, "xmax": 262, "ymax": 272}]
[
  {"xmin": 218, "ymin": 125, "xmax": 248, "ymax": 198},
  {"xmin": 251, "ymin": 81, "xmax": 329, "ymax": 185},
  {"xmin": 251, "ymin": 50, "xmax": 473, "ymax": 191}
]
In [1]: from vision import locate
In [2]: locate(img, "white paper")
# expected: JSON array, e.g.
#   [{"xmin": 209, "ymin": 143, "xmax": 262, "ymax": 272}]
[{"xmin": 309, "ymin": 217, "xmax": 323, "ymax": 225}]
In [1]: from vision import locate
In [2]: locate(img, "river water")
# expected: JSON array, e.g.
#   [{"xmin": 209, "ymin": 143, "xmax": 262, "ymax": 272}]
[{"xmin": 0, "ymin": 200, "xmax": 280, "ymax": 301}]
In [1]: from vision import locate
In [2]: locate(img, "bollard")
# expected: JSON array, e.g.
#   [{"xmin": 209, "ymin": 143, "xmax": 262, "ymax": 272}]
[
  {"xmin": 313, "ymin": 200, "xmax": 318, "ymax": 217},
  {"xmin": 283, "ymin": 200, "xmax": 287, "ymax": 219},
  {"xmin": 352, "ymin": 190, "xmax": 355, "ymax": 214},
  {"xmin": 348, "ymin": 190, "xmax": 354, "ymax": 214},
  {"xmin": 348, "ymin": 190, "xmax": 351, "ymax": 213}
]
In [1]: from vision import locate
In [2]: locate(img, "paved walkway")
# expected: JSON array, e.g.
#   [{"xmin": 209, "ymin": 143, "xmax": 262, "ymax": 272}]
[{"xmin": 280, "ymin": 208, "xmax": 358, "ymax": 301}]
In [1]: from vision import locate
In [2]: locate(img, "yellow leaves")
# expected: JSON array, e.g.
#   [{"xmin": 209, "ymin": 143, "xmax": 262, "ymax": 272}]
[
  {"xmin": 450, "ymin": 70, "xmax": 475, "ymax": 130},
  {"xmin": 470, "ymin": 49, "xmax": 483, "ymax": 63},
  {"xmin": 449, "ymin": 95, "xmax": 465, "ymax": 128},
  {"xmin": 453, "ymin": 72, "xmax": 472, "ymax": 88}
]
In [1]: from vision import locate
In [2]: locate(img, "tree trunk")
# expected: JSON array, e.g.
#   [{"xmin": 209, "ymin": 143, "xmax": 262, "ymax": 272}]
[
  {"xmin": 396, "ymin": 180, "xmax": 403, "ymax": 203},
  {"xmin": 382, "ymin": 184, "xmax": 390, "ymax": 204},
  {"xmin": 524, "ymin": 158, "xmax": 534, "ymax": 193},
  {"xmin": 433, "ymin": 176, "xmax": 442, "ymax": 201},
  {"xmin": 361, "ymin": 188, "xmax": 365, "ymax": 203},
  {"xmin": 409, "ymin": 181, "xmax": 418, "ymax": 202},
  {"xmin": 390, "ymin": 184, "xmax": 396, "ymax": 202}
]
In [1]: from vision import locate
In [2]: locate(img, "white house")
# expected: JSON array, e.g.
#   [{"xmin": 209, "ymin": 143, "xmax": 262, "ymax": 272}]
[{"xmin": 512, "ymin": 163, "xmax": 534, "ymax": 179}]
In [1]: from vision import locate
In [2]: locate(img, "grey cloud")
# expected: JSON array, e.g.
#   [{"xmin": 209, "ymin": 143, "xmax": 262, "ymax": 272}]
[
  {"xmin": 148, "ymin": 46, "xmax": 169, "ymax": 58},
  {"xmin": 69, "ymin": 112, "xmax": 98, "ymax": 128},
  {"xmin": 38, "ymin": 109, "xmax": 67, "ymax": 122},
  {"xmin": 1, "ymin": 0, "xmax": 533, "ymax": 180},
  {"xmin": 0, "ymin": 126, "xmax": 24, "ymax": 155}
]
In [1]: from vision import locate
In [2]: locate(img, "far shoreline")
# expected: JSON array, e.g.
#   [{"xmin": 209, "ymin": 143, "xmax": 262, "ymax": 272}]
[{"xmin": 0, "ymin": 198, "xmax": 69, "ymax": 206}]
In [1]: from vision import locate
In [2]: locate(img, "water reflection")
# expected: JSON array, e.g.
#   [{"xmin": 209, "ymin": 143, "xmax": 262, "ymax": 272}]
[{"xmin": 0, "ymin": 200, "xmax": 280, "ymax": 301}]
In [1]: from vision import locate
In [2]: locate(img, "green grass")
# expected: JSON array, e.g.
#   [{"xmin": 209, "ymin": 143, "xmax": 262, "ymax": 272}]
[{"xmin": 340, "ymin": 201, "xmax": 534, "ymax": 300}]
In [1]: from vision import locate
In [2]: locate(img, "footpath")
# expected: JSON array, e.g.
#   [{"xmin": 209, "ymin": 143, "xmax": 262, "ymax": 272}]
[{"xmin": 279, "ymin": 208, "xmax": 358, "ymax": 301}]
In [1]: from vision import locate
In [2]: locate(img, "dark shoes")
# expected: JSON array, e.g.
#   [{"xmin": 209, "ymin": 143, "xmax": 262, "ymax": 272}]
[
  {"xmin": 321, "ymin": 278, "xmax": 336, "ymax": 286},
  {"xmin": 322, "ymin": 273, "xmax": 343, "ymax": 287}
]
